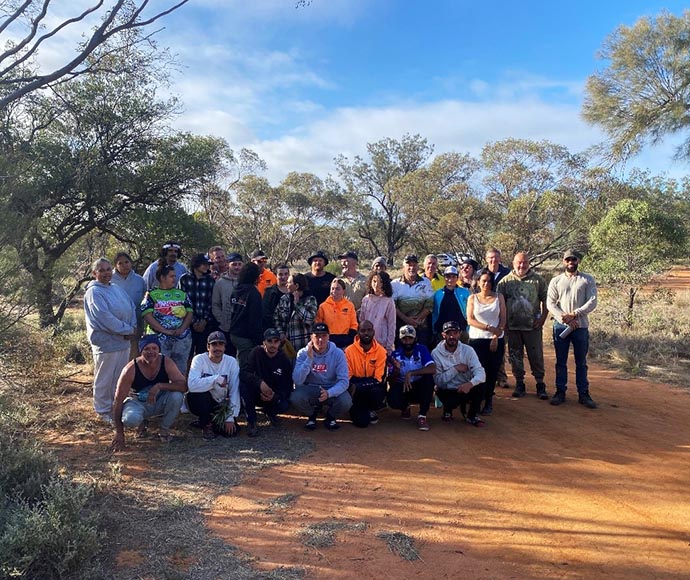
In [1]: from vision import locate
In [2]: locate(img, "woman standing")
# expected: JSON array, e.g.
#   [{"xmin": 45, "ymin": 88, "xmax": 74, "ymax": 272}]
[
  {"xmin": 466, "ymin": 268, "xmax": 506, "ymax": 416},
  {"xmin": 111, "ymin": 251, "xmax": 146, "ymax": 358},
  {"xmin": 141, "ymin": 263, "xmax": 194, "ymax": 374},
  {"xmin": 84, "ymin": 258, "xmax": 137, "ymax": 423},
  {"xmin": 273, "ymin": 273, "xmax": 318, "ymax": 355},
  {"xmin": 315, "ymin": 278, "xmax": 358, "ymax": 349},
  {"xmin": 359, "ymin": 270, "xmax": 396, "ymax": 353}
]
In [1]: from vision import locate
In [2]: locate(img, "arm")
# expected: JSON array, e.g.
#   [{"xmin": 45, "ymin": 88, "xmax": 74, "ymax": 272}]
[
  {"xmin": 292, "ymin": 347, "xmax": 313, "ymax": 386},
  {"xmin": 573, "ymin": 275, "xmax": 598, "ymax": 317},
  {"xmin": 225, "ymin": 359, "xmax": 241, "ymax": 423},
  {"xmin": 188, "ymin": 356, "xmax": 224, "ymax": 393},
  {"xmin": 315, "ymin": 303, "xmax": 326, "ymax": 324},
  {"xmin": 84, "ymin": 289, "xmax": 135, "ymax": 336},
  {"xmin": 325, "ymin": 350, "xmax": 351, "ymax": 398},
  {"xmin": 211, "ymin": 282, "xmax": 223, "ymax": 326},
  {"xmin": 110, "ymin": 362, "xmax": 135, "ymax": 451},
  {"xmin": 546, "ymin": 277, "xmax": 565, "ymax": 322},
  {"xmin": 293, "ymin": 296, "xmax": 317, "ymax": 326},
  {"xmin": 142, "ymin": 311, "xmax": 170, "ymax": 336}
]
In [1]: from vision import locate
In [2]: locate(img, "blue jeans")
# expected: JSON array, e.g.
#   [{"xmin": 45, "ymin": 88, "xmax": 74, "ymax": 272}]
[
  {"xmin": 553, "ymin": 323, "xmax": 589, "ymax": 395},
  {"xmin": 122, "ymin": 391, "xmax": 184, "ymax": 430},
  {"xmin": 290, "ymin": 385, "xmax": 352, "ymax": 419},
  {"xmin": 159, "ymin": 334, "xmax": 192, "ymax": 374}
]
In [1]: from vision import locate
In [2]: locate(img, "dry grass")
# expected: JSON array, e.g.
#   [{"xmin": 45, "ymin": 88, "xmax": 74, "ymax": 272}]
[
  {"xmin": 589, "ymin": 286, "xmax": 690, "ymax": 386},
  {"xmin": 299, "ymin": 520, "xmax": 368, "ymax": 549},
  {"xmin": 376, "ymin": 530, "xmax": 423, "ymax": 561}
]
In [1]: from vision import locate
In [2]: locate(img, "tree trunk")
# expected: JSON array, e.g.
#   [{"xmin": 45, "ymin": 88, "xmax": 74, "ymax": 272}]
[{"xmin": 626, "ymin": 287, "xmax": 637, "ymax": 328}]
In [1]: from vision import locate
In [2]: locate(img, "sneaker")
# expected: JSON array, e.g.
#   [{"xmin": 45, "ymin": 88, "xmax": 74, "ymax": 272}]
[
  {"xmin": 247, "ymin": 423, "xmax": 259, "ymax": 437},
  {"xmin": 550, "ymin": 390, "xmax": 566, "ymax": 406},
  {"xmin": 511, "ymin": 383, "xmax": 526, "ymax": 398},
  {"xmin": 202, "ymin": 424, "xmax": 216, "ymax": 440},
  {"xmin": 189, "ymin": 419, "xmax": 202, "ymax": 429},
  {"xmin": 158, "ymin": 429, "xmax": 174, "ymax": 443},
  {"xmin": 97, "ymin": 413, "xmax": 113, "ymax": 425},
  {"xmin": 441, "ymin": 410, "xmax": 453, "ymax": 422},
  {"xmin": 536, "ymin": 383, "xmax": 549, "ymax": 400},
  {"xmin": 401, "ymin": 407, "xmax": 411, "ymax": 420},
  {"xmin": 480, "ymin": 403, "xmax": 493, "ymax": 416},
  {"xmin": 325, "ymin": 415, "xmax": 340, "ymax": 431},
  {"xmin": 180, "ymin": 400, "xmax": 190, "ymax": 414},
  {"xmin": 268, "ymin": 414, "xmax": 281, "ymax": 427},
  {"xmin": 304, "ymin": 415, "xmax": 318, "ymax": 431},
  {"xmin": 498, "ymin": 381, "xmax": 510, "ymax": 389},
  {"xmin": 466, "ymin": 416, "xmax": 486, "ymax": 427},
  {"xmin": 368, "ymin": 411, "xmax": 379, "ymax": 424},
  {"xmin": 578, "ymin": 392, "xmax": 597, "ymax": 409},
  {"xmin": 135, "ymin": 420, "xmax": 149, "ymax": 439},
  {"xmin": 417, "ymin": 415, "xmax": 430, "ymax": 431}
]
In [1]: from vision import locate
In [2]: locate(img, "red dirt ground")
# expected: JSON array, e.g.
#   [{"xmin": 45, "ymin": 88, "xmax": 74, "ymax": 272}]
[{"xmin": 205, "ymin": 268, "xmax": 690, "ymax": 580}]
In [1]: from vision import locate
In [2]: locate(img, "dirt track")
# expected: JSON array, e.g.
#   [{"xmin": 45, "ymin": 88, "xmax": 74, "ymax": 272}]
[{"xmin": 208, "ymin": 333, "xmax": 690, "ymax": 578}]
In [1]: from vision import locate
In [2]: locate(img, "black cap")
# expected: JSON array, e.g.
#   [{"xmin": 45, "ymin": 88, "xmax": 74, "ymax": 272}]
[
  {"xmin": 250, "ymin": 249, "xmax": 268, "ymax": 261},
  {"xmin": 226, "ymin": 252, "xmax": 243, "ymax": 263},
  {"xmin": 563, "ymin": 249, "xmax": 581, "ymax": 260},
  {"xmin": 191, "ymin": 253, "xmax": 210, "ymax": 269},
  {"xmin": 207, "ymin": 331, "xmax": 227, "ymax": 344},
  {"xmin": 263, "ymin": 328, "xmax": 281, "ymax": 340},
  {"xmin": 312, "ymin": 322, "xmax": 330, "ymax": 334},
  {"xmin": 460, "ymin": 258, "xmax": 479, "ymax": 271},
  {"xmin": 442, "ymin": 321, "xmax": 461, "ymax": 332},
  {"xmin": 403, "ymin": 254, "xmax": 418, "ymax": 264},
  {"xmin": 337, "ymin": 251, "xmax": 359, "ymax": 261},
  {"xmin": 307, "ymin": 250, "xmax": 329, "ymax": 266}
]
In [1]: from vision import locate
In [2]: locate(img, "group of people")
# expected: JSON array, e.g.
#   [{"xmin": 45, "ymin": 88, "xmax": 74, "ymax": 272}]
[{"xmin": 82, "ymin": 241, "xmax": 597, "ymax": 448}]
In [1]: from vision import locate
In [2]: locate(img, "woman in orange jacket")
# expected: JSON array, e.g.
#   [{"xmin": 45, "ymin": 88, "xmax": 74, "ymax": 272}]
[{"xmin": 315, "ymin": 278, "xmax": 358, "ymax": 349}]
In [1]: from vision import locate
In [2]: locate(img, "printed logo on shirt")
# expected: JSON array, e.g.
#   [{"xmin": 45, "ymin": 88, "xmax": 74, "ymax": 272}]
[{"xmin": 312, "ymin": 363, "xmax": 328, "ymax": 373}]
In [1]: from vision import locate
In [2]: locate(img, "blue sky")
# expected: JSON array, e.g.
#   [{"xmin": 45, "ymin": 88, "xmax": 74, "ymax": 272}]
[{"xmin": 38, "ymin": 1, "xmax": 690, "ymax": 183}]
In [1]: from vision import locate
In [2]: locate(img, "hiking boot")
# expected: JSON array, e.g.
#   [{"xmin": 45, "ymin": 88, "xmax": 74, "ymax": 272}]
[
  {"xmin": 368, "ymin": 411, "xmax": 379, "ymax": 424},
  {"xmin": 325, "ymin": 414, "xmax": 340, "ymax": 431},
  {"xmin": 511, "ymin": 383, "xmax": 526, "ymax": 398},
  {"xmin": 480, "ymin": 403, "xmax": 493, "ymax": 416},
  {"xmin": 417, "ymin": 415, "xmax": 430, "ymax": 431},
  {"xmin": 247, "ymin": 423, "xmax": 259, "ymax": 437},
  {"xmin": 401, "ymin": 406, "xmax": 411, "ymax": 420},
  {"xmin": 550, "ymin": 390, "xmax": 566, "ymax": 406},
  {"xmin": 578, "ymin": 392, "xmax": 597, "ymax": 409},
  {"xmin": 536, "ymin": 383, "xmax": 549, "ymax": 400},
  {"xmin": 304, "ymin": 415, "xmax": 318, "ymax": 431},
  {"xmin": 466, "ymin": 416, "xmax": 486, "ymax": 427}
]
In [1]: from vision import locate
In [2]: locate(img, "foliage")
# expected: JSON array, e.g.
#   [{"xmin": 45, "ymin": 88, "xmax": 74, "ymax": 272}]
[
  {"xmin": 587, "ymin": 199, "xmax": 687, "ymax": 324},
  {"xmin": 583, "ymin": 10, "xmax": 690, "ymax": 161}
]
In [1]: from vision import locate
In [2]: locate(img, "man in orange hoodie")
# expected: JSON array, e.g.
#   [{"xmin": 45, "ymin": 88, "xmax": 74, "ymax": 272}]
[{"xmin": 345, "ymin": 320, "xmax": 388, "ymax": 427}]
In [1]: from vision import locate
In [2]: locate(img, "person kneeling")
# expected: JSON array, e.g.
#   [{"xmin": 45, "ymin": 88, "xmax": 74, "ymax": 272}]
[
  {"xmin": 345, "ymin": 320, "xmax": 387, "ymax": 427},
  {"xmin": 111, "ymin": 336, "xmax": 186, "ymax": 450},
  {"xmin": 291, "ymin": 323, "xmax": 351, "ymax": 431},
  {"xmin": 431, "ymin": 321, "xmax": 486, "ymax": 426},
  {"xmin": 187, "ymin": 331, "xmax": 241, "ymax": 439},
  {"xmin": 239, "ymin": 328, "xmax": 294, "ymax": 437}
]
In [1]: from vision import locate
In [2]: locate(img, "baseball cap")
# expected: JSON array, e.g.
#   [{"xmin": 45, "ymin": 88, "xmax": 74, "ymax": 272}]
[
  {"xmin": 190, "ymin": 253, "xmax": 210, "ymax": 269},
  {"xmin": 442, "ymin": 321, "xmax": 461, "ymax": 333},
  {"xmin": 312, "ymin": 322, "xmax": 330, "ymax": 334},
  {"xmin": 443, "ymin": 266, "xmax": 459, "ymax": 276},
  {"xmin": 372, "ymin": 256, "xmax": 386, "ymax": 267},
  {"xmin": 460, "ymin": 258, "xmax": 479, "ymax": 271},
  {"xmin": 207, "ymin": 331, "xmax": 227, "ymax": 344},
  {"xmin": 338, "ymin": 251, "xmax": 359, "ymax": 261},
  {"xmin": 563, "ymin": 249, "xmax": 580, "ymax": 260},
  {"xmin": 226, "ymin": 252, "xmax": 243, "ymax": 263},
  {"xmin": 139, "ymin": 334, "xmax": 161, "ymax": 352},
  {"xmin": 403, "ymin": 254, "xmax": 418, "ymax": 264},
  {"xmin": 250, "ymin": 249, "xmax": 268, "ymax": 261},
  {"xmin": 263, "ymin": 328, "xmax": 281, "ymax": 341},
  {"xmin": 399, "ymin": 325, "xmax": 416, "ymax": 339}
]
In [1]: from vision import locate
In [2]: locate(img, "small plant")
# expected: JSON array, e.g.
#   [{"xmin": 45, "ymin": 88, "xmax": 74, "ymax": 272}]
[
  {"xmin": 299, "ymin": 520, "xmax": 367, "ymax": 549},
  {"xmin": 376, "ymin": 530, "xmax": 423, "ymax": 561}
]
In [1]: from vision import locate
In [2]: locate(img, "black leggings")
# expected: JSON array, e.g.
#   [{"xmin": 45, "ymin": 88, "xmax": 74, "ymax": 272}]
[{"xmin": 469, "ymin": 337, "xmax": 505, "ymax": 406}]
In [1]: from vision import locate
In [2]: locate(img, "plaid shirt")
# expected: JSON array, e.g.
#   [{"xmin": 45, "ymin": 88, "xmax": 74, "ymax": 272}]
[
  {"xmin": 179, "ymin": 272, "xmax": 215, "ymax": 323},
  {"xmin": 273, "ymin": 293, "xmax": 318, "ymax": 351}
]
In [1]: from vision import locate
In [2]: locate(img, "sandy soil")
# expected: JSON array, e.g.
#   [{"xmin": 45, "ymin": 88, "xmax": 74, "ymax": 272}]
[{"xmin": 205, "ymin": 269, "xmax": 690, "ymax": 580}]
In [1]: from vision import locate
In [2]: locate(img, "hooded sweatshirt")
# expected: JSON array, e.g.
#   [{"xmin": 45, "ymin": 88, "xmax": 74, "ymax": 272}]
[
  {"xmin": 83, "ymin": 280, "xmax": 137, "ymax": 353},
  {"xmin": 229, "ymin": 282, "xmax": 263, "ymax": 343},
  {"xmin": 293, "ymin": 341, "xmax": 349, "ymax": 398},
  {"xmin": 431, "ymin": 341, "xmax": 486, "ymax": 390},
  {"xmin": 344, "ymin": 336, "xmax": 387, "ymax": 381}
]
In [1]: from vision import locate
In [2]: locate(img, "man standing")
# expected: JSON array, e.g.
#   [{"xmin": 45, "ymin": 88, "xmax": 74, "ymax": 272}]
[
  {"xmin": 392, "ymin": 254, "xmax": 434, "ymax": 347},
  {"xmin": 250, "ymin": 249, "xmax": 277, "ymax": 297},
  {"xmin": 432, "ymin": 266, "xmax": 470, "ymax": 342},
  {"xmin": 142, "ymin": 241, "xmax": 187, "ymax": 291},
  {"xmin": 291, "ymin": 323, "xmax": 351, "ymax": 431},
  {"xmin": 432, "ymin": 321, "xmax": 486, "ymax": 426},
  {"xmin": 423, "ymin": 254, "xmax": 445, "ymax": 292},
  {"xmin": 345, "ymin": 320, "xmax": 388, "ymax": 427},
  {"xmin": 208, "ymin": 246, "xmax": 228, "ymax": 281},
  {"xmin": 387, "ymin": 325, "xmax": 436, "ymax": 431},
  {"xmin": 179, "ymin": 253, "xmax": 215, "ymax": 358},
  {"xmin": 211, "ymin": 251, "xmax": 244, "ymax": 351},
  {"xmin": 497, "ymin": 252, "xmax": 549, "ymax": 400},
  {"xmin": 485, "ymin": 247, "xmax": 511, "ymax": 388},
  {"xmin": 338, "ymin": 251, "xmax": 368, "ymax": 311},
  {"xmin": 262, "ymin": 264, "xmax": 290, "ymax": 331},
  {"xmin": 547, "ymin": 250, "xmax": 598, "ymax": 409},
  {"xmin": 240, "ymin": 328, "xmax": 294, "ymax": 436},
  {"xmin": 305, "ymin": 250, "xmax": 335, "ymax": 305}
]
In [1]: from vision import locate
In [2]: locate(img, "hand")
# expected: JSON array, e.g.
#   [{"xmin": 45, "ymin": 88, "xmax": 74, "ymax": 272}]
[
  {"xmin": 146, "ymin": 384, "xmax": 160, "ymax": 405},
  {"xmin": 306, "ymin": 343, "xmax": 314, "ymax": 358},
  {"xmin": 457, "ymin": 382, "xmax": 472, "ymax": 394},
  {"xmin": 318, "ymin": 387, "xmax": 329, "ymax": 402},
  {"xmin": 260, "ymin": 382, "xmax": 274, "ymax": 402},
  {"xmin": 391, "ymin": 358, "xmax": 401, "ymax": 370},
  {"xmin": 224, "ymin": 421, "xmax": 237, "ymax": 435},
  {"xmin": 568, "ymin": 319, "xmax": 580, "ymax": 330},
  {"xmin": 533, "ymin": 318, "xmax": 544, "ymax": 329},
  {"xmin": 454, "ymin": 363, "xmax": 468, "ymax": 373},
  {"xmin": 110, "ymin": 433, "xmax": 125, "ymax": 452},
  {"xmin": 562, "ymin": 313, "xmax": 576, "ymax": 324},
  {"xmin": 403, "ymin": 373, "xmax": 413, "ymax": 392},
  {"xmin": 490, "ymin": 337, "xmax": 498, "ymax": 352}
]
